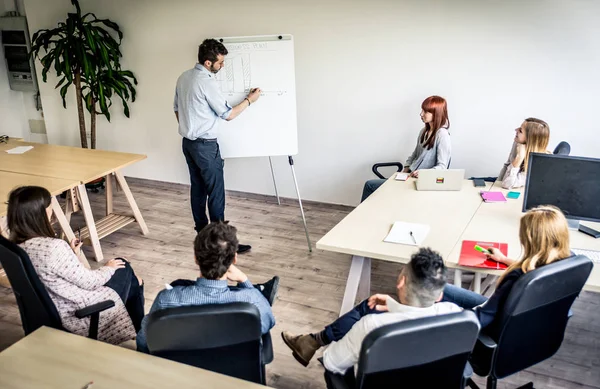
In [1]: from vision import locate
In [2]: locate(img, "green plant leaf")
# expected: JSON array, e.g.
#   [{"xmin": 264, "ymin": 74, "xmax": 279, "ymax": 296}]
[
  {"xmin": 55, "ymin": 76, "xmax": 67, "ymax": 89},
  {"xmin": 71, "ymin": 0, "xmax": 81, "ymax": 16},
  {"xmin": 59, "ymin": 80, "xmax": 72, "ymax": 108}
]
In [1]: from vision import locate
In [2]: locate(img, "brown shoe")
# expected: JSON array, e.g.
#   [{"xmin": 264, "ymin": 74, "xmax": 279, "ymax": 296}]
[{"xmin": 281, "ymin": 331, "xmax": 321, "ymax": 367}]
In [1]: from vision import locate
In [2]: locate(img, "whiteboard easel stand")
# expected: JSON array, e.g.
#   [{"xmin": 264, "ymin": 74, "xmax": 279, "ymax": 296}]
[
  {"xmin": 268, "ymin": 156, "xmax": 312, "ymax": 252},
  {"xmin": 268, "ymin": 157, "xmax": 281, "ymax": 205}
]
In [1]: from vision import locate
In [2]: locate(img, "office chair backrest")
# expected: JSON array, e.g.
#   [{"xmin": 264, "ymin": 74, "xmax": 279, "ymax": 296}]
[
  {"xmin": 492, "ymin": 255, "xmax": 592, "ymax": 379},
  {"xmin": 146, "ymin": 302, "xmax": 264, "ymax": 383},
  {"xmin": 0, "ymin": 235, "xmax": 63, "ymax": 334},
  {"xmin": 355, "ymin": 310, "xmax": 480, "ymax": 388},
  {"xmin": 553, "ymin": 141, "xmax": 571, "ymax": 156}
]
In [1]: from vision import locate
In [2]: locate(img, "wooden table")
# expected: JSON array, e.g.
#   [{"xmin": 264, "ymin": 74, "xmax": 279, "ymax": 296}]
[
  {"xmin": 317, "ymin": 177, "xmax": 488, "ymax": 315},
  {"xmin": 446, "ymin": 182, "xmax": 600, "ymax": 293},
  {"xmin": 0, "ymin": 139, "xmax": 149, "ymax": 261},
  {"xmin": 0, "ymin": 327, "xmax": 269, "ymax": 389},
  {"xmin": 0, "ymin": 171, "xmax": 90, "ymax": 286}
]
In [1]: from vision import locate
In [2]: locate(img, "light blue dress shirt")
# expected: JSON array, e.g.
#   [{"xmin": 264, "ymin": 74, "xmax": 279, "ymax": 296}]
[
  {"xmin": 136, "ymin": 277, "xmax": 275, "ymax": 353},
  {"xmin": 174, "ymin": 64, "xmax": 232, "ymax": 140}
]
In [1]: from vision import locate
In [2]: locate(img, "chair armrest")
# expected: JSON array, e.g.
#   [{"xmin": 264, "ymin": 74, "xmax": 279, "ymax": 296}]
[
  {"xmin": 372, "ymin": 162, "xmax": 403, "ymax": 179},
  {"xmin": 261, "ymin": 332, "xmax": 274, "ymax": 365},
  {"xmin": 75, "ymin": 300, "xmax": 115, "ymax": 340},
  {"xmin": 75, "ymin": 300, "xmax": 115, "ymax": 318},
  {"xmin": 469, "ymin": 332, "xmax": 498, "ymax": 377}
]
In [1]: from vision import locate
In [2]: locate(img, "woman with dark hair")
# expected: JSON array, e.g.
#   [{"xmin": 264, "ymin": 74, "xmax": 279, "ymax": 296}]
[
  {"xmin": 361, "ymin": 95, "xmax": 451, "ymax": 201},
  {"xmin": 7, "ymin": 186, "xmax": 145, "ymax": 345}
]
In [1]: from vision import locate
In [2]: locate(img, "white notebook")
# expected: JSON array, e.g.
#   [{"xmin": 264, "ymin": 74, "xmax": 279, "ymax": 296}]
[
  {"xmin": 5, "ymin": 146, "xmax": 33, "ymax": 154},
  {"xmin": 384, "ymin": 221, "xmax": 430, "ymax": 246},
  {"xmin": 395, "ymin": 172, "xmax": 409, "ymax": 181}
]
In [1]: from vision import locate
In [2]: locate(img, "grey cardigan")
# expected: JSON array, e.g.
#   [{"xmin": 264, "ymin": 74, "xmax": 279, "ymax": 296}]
[{"xmin": 405, "ymin": 127, "xmax": 452, "ymax": 171}]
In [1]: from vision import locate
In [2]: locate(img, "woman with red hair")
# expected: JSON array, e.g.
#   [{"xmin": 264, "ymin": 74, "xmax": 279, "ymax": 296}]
[{"xmin": 361, "ymin": 95, "xmax": 451, "ymax": 201}]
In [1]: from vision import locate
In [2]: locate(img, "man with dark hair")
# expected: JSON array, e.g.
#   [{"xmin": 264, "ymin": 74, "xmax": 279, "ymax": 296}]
[
  {"xmin": 175, "ymin": 38, "xmax": 261, "ymax": 253},
  {"xmin": 281, "ymin": 247, "xmax": 461, "ymax": 374},
  {"xmin": 136, "ymin": 222, "xmax": 277, "ymax": 353}
]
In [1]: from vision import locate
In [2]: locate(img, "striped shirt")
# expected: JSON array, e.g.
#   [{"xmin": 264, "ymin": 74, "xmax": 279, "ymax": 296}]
[{"xmin": 136, "ymin": 278, "xmax": 275, "ymax": 352}]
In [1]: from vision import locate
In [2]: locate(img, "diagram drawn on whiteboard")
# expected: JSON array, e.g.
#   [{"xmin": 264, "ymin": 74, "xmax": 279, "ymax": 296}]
[{"xmin": 216, "ymin": 53, "xmax": 287, "ymax": 96}]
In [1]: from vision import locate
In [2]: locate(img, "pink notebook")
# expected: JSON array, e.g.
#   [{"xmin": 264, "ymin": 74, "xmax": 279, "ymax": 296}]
[{"xmin": 480, "ymin": 191, "xmax": 507, "ymax": 202}]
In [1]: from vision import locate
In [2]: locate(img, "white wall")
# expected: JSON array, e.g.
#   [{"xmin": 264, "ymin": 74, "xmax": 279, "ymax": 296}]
[{"xmin": 22, "ymin": 0, "xmax": 600, "ymax": 205}]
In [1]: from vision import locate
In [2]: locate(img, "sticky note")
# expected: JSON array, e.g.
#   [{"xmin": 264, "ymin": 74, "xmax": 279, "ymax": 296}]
[{"xmin": 507, "ymin": 191, "xmax": 520, "ymax": 199}]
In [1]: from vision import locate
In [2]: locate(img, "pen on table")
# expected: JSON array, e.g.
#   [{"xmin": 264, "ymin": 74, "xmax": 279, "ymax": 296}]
[
  {"xmin": 82, "ymin": 381, "xmax": 93, "ymax": 389},
  {"xmin": 409, "ymin": 231, "xmax": 417, "ymax": 244}
]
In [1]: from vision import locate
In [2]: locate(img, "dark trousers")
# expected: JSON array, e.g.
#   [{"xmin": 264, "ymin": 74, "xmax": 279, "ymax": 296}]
[
  {"xmin": 182, "ymin": 137, "xmax": 225, "ymax": 232},
  {"xmin": 324, "ymin": 300, "xmax": 385, "ymax": 343},
  {"xmin": 105, "ymin": 261, "xmax": 145, "ymax": 332},
  {"xmin": 361, "ymin": 179, "xmax": 386, "ymax": 202}
]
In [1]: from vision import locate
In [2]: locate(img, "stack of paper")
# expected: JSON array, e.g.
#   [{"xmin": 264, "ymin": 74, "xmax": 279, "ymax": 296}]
[
  {"xmin": 5, "ymin": 146, "xmax": 33, "ymax": 154},
  {"xmin": 384, "ymin": 221, "xmax": 430, "ymax": 246}
]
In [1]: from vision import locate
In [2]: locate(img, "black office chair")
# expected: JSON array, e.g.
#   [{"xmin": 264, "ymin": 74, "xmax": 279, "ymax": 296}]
[
  {"xmin": 466, "ymin": 255, "xmax": 593, "ymax": 389},
  {"xmin": 371, "ymin": 162, "xmax": 404, "ymax": 179},
  {"xmin": 371, "ymin": 158, "xmax": 452, "ymax": 179},
  {"xmin": 323, "ymin": 310, "xmax": 481, "ymax": 389},
  {"xmin": 552, "ymin": 141, "xmax": 571, "ymax": 156},
  {"xmin": 0, "ymin": 235, "xmax": 114, "ymax": 339},
  {"xmin": 145, "ymin": 303, "xmax": 274, "ymax": 385}
]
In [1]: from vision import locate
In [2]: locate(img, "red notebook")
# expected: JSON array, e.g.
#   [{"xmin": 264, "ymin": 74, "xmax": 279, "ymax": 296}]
[{"xmin": 458, "ymin": 240, "xmax": 509, "ymax": 269}]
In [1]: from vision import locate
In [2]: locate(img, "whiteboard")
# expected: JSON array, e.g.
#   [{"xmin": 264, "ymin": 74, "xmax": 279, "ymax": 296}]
[{"xmin": 215, "ymin": 35, "xmax": 298, "ymax": 159}]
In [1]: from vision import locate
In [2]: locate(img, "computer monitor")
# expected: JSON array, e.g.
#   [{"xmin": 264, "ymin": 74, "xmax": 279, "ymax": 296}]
[{"xmin": 523, "ymin": 153, "xmax": 600, "ymax": 229}]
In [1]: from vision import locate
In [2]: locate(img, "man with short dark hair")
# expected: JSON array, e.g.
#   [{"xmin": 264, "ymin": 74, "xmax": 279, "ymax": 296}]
[
  {"xmin": 136, "ymin": 222, "xmax": 277, "ymax": 353},
  {"xmin": 281, "ymin": 247, "xmax": 461, "ymax": 374},
  {"xmin": 175, "ymin": 38, "xmax": 260, "ymax": 253}
]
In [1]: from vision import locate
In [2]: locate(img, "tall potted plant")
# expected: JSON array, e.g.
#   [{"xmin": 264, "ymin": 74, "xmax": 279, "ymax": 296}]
[{"xmin": 29, "ymin": 0, "xmax": 137, "ymax": 149}]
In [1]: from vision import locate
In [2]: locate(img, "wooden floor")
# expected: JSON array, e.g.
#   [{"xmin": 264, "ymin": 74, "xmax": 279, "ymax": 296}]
[{"xmin": 0, "ymin": 177, "xmax": 599, "ymax": 388}]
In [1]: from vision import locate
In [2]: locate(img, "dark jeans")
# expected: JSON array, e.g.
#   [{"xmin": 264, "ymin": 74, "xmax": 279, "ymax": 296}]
[
  {"xmin": 441, "ymin": 284, "xmax": 488, "ymax": 309},
  {"xmin": 361, "ymin": 179, "xmax": 386, "ymax": 202},
  {"xmin": 105, "ymin": 261, "xmax": 145, "ymax": 332},
  {"xmin": 182, "ymin": 137, "xmax": 225, "ymax": 232},
  {"xmin": 324, "ymin": 299, "xmax": 385, "ymax": 343}
]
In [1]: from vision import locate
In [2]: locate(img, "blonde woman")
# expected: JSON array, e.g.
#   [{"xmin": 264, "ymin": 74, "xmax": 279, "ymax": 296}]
[
  {"xmin": 442, "ymin": 206, "xmax": 571, "ymax": 335},
  {"xmin": 499, "ymin": 118, "xmax": 550, "ymax": 189}
]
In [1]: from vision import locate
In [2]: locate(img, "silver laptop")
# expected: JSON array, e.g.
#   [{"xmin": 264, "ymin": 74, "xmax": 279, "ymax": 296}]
[{"xmin": 416, "ymin": 169, "xmax": 465, "ymax": 191}]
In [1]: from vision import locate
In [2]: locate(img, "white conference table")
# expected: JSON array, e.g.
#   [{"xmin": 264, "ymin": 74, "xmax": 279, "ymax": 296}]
[
  {"xmin": 318, "ymin": 176, "xmax": 600, "ymax": 315},
  {"xmin": 446, "ymin": 182, "xmax": 600, "ymax": 294},
  {"xmin": 317, "ymin": 177, "xmax": 489, "ymax": 315}
]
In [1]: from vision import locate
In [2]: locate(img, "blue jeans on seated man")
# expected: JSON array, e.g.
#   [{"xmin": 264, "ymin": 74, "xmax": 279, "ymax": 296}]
[
  {"xmin": 361, "ymin": 179, "xmax": 386, "ymax": 202},
  {"xmin": 441, "ymin": 283, "xmax": 488, "ymax": 309},
  {"xmin": 323, "ymin": 299, "xmax": 385, "ymax": 343}
]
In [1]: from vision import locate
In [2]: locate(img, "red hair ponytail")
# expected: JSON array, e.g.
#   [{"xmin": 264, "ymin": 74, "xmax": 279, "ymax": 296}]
[{"xmin": 420, "ymin": 96, "xmax": 449, "ymax": 150}]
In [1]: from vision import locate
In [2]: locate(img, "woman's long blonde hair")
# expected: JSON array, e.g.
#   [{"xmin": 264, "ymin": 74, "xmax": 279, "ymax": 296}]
[
  {"xmin": 523, "ymin": 117, "xmax": 550, "ymax": 173},
  {"xmin": 499, "ymin": 205, "xmax": 571, "ymax": 284}
]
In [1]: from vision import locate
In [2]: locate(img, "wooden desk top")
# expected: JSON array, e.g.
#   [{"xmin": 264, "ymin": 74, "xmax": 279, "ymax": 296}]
[
  {"xmin": 0, "ymin": 171, "xmax": 79, "ymax": 217},
  {"xmin": 0, "ymin": 327, "xmax": 268, "ymax": 389},
  {"xmin": 317, "ymin": 178, "xmax": 487, "ymax": 263},
  {"xmin": 0, "ymin": 139, "xmax": 146, "ymax": 183},
  {"xmin": 446, "ymin": 183, "xmax": 600, "ymax": 292}
]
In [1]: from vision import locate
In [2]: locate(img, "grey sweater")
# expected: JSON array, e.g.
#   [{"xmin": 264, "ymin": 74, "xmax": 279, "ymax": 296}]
[{"xmin": 405, "ymin": 127, "xmax": 452, "ymax": 171}]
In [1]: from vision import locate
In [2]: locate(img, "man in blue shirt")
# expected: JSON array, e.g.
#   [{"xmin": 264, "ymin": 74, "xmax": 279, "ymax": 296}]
[
  {"xmin": 175, "ymin": 39, "xmax": 261, "ymax": 253},
  {"xmin": 136, "ymin": 222, "xmax": 277, "ymax": 353}
]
